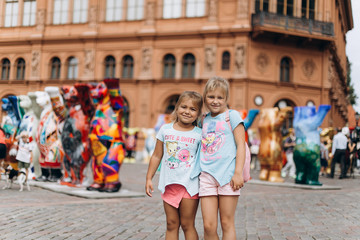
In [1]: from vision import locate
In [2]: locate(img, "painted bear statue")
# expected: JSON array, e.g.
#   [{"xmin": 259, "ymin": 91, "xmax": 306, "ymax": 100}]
[
  {"xmin": 293, "ymin": 105, "xmax": 331, "ymax": 185},
  {"xmin": 60, "ymin": 85, "xmax": 93, "ymax": 186},
  {"xmin": 16, "ymin": 95, "xmax": 41, "ymax": 179},
  {"xmin": 87, "ymin": 79, "xmax": 125, "ymax": 192},
  {"xmin": 258, "ymin": 107, "xmax": 293, "ymax": 182},
  {"xmin": 35, "ymin": 91, "xmax": 63, "ymax": 181},
  {"xmin": 1, "ymin": 96, "xmax": 21, "ymax": 168}
]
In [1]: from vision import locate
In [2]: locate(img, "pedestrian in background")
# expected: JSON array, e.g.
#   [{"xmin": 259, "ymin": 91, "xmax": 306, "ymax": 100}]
[
  {"xmin": 0, "ymin": 127, "xmax": 6, "ymax": 168},
  {"xmin": 145, "ymin": 91, "xmax": 203, "ymax": 240},
  {"xmin": 329, "ymin": 127, "xmax": 348, "ymax": 179},
  {"xmin": 320, "ymin": 139, "xmax": 329, "ymax": 176},
  {"xmin": 281, "ymin": 129, "xmax": 296, "ymax": 178}
]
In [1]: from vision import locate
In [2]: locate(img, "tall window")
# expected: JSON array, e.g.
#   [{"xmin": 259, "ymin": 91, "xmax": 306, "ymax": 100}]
[
  {"xmin": 23, "ymin": 0, "xmax": 36, "ymax": 26},
  {"xmin": 163, "ymin": 54, "xmax": 176, "ymax": 78},
  {"xmin": 106, "ymin": 0, "xmax": 123, "ymax": 22},
  {"xmin": 73, "ymin": 0, "xmax": 88, "ymax": 23},
  {"xmin": 16, "ymin": 58, "xmax": 26, "ymax": 80},
  {"xmin": 163, "ymin": 0, "xmax": 182, "ymax": 19},
  {"xmin": 67, "ymin": 57, "xmax": 78, "ymax": 79},
  {"xmin": 186, "ymin": 0, "xmax": 205, "ymax": 17},
  {"xmin": 280, "ymin": 57, "xmax": 292, "ymax": 83},
  {"xmin": 182, "ymin": 53, "xmax": 195, "ymax": 78},
  {"xmin": 5, "ymin": 0, "xmax": 19, "ymax": 27},
  {"xmin": 222, "ymin": 51, "xmax": 230, "ymax": 70},
  {"xmin": 104, "ymin": 56, "xmax": 116, "ymax": 78},
  {"xmin": 122, "ymin": 55, "xmax": 134, "ymax": 79},
  {"xmin": 53, "ymin": 0, "xmax": 69, "ymax": 24},
  {"xmin": 277, "ymin": 0, "xmax": 294, "ymax": 17},
  {"xmin": 1, "ymin": 59, "xmax": 11, "ymax": 80},
  {"xmin": 50, "ymin": 57, "xmax": 61, "ymax": 79},
  {"xmin": 255, "ymin": 0, "xmax": 269, "ymax": 13},
  {"xmin": 302, "ymin": 0, "xmax": 315, "ymax": 20},
  {"xmin": 127, "ymin": 0, "xmax": 144, "ymax": 20}
]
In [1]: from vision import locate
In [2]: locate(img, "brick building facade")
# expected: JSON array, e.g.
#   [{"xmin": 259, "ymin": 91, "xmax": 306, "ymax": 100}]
[{"xmin": 0, "ymin": 0, "xmax": 353, "ymax": 129}]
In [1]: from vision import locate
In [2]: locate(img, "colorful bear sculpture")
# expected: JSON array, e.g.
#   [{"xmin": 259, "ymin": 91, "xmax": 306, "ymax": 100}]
[
  {"xmin": 258, "ymin": 107, "xmax": 292, "ymax": 182},
  {"xmin": 60, "ymin": 85, "xmax": 93, "ymax": 186},
  {"xmin": 293, "ymin": 105, "xmax": 331, "ymax": 185},
  {"xmin": 86, "ymin": 79, "xmax": 125, "ymax": 192},
  {"xmin": 35, "ymin": 91, "xmax": 64, "ymax": 181}
]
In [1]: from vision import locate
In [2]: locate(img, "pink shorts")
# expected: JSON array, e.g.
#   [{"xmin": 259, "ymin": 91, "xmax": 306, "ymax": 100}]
[
  {"xmin": 199, "ymin": 172, "xmax": 241, "ymax": 197},
  {"xmin": 161, "ymin": 184, "xmax": 199, "ymax": 208}
]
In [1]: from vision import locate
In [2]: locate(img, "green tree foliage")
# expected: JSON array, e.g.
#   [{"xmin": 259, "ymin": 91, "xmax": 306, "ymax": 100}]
[{"xmin": 347, "ymin": 58, "xmax": 358, "ymax": 105}]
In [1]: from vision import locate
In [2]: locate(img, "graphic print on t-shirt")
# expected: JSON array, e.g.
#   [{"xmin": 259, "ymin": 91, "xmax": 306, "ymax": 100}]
[
  {"xmin": 201, "ymin": 120, "xmax": 225, "ymax": 156},
  {"xmin": 164, "ymin": 134, "xmax": 197, "ymax": 170}
]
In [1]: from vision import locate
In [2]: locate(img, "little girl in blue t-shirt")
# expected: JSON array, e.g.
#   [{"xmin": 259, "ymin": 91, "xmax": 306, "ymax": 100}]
[
  {"xmin": 146, "ymin": 91, "xmax": 203, "ymax": 240},
  {"xmin": 194, "ymin": 76, "xmax": 246, "ymax": 239}
]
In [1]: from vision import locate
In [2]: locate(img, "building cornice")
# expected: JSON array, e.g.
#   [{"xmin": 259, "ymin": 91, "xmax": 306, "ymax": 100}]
[{"xmin": 338, "ymin": 0, "xmax": 354, "ymax": 32}]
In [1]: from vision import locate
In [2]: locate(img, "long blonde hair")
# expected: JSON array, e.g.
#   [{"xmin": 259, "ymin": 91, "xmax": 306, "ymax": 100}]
[
  {"xmin": 203, "ymin": 76, "xmax": 230, "ymax": 101},
  {"xmin": 172, "ymin": 91, "xmax": 203, "ymax": 126}
]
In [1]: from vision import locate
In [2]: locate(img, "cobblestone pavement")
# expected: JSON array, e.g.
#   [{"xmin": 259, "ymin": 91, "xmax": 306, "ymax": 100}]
[{"xmin": 1, "ymin": 163, "xmax": 360, "ymax": 240}]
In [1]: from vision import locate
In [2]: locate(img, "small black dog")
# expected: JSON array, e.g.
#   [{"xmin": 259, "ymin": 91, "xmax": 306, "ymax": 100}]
[{"xmin": 2, "ymin": 165, "xmax": 18, "ymax": 189}]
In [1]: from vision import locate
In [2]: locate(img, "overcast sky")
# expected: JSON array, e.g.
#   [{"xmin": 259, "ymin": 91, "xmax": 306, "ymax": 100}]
[{"xmin": 346, "ymin": 0, "xmax": 360, "ymax": 113}]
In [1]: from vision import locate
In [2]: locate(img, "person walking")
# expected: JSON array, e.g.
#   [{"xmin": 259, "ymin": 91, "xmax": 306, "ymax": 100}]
[
  {"xmin": 281, "ymin": 129, "xmax": 296, "ymax": 178},
  {"xmin": 329, "ymin": 127, "xmax": 348, "ymax": 179}
]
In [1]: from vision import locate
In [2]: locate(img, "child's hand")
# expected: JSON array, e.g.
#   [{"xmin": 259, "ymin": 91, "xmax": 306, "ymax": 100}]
[
  {"xmin": 230, "ymin": 174, "xmax": 244, "ymax": 191},
  {"xmin": 145, "ymin": 179, "xmax": 154, "ymax": 197}
]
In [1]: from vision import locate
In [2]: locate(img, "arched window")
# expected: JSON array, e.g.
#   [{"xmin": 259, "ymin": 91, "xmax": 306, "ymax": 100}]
[
  {"xmin": 302, "ymin": 0, "xmax": 315, "ymax": 20},
  {"xmin": 67, "ymin": 57, "xmax": 78, "ymax": 79},
  {"xmin": 104, "ymin": 55, "xmax": 116, "ymax": 78},
  {"xmin": 16, "ymin": 58, "xmax": 26, "ymax": 80},
  {"xmin": 182, "ymin": 53, "xmax": 195, "ymax": 78},
  {"xmin": 280, "ymin": 57, "xmax": 292, "ymax": 83},
  {"xmin": 122, "ymin": 55, "xmax": 134, "ymax": 79},
  {"xmin": 1, "ymin": 58, "xmax": 11, "ymax": 80},
  {"xmin": 277, "ymin": 0, "xmax": 294, "ymax": 17},
  {"xmin": 50, "ymin": 57, "xmax": 61, "ymax": 79},
  {"xmin": 222, "ymin": 51, "xmax": 230, "ymax": 70},
  {"xmin": 163, "ymin": 54, "xmax": 176, "ymax": 78},
  {"xmin": 255, "ymin": 0, "xmax": 269, "ymax": 13}
]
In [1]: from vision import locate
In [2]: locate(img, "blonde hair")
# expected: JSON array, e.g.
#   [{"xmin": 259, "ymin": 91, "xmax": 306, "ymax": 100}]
[
  {"xmin": 172, "ymin": 91, "xmax": 203, "ymax": 125},
  {"xmin": 203, "ymin": 76, "xmax": 230, "ymax": 101}
]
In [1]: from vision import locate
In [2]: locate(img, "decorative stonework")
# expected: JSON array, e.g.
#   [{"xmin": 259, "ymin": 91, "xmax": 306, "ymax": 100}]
[
  {"xmin": 31, "ymin": 50, "xmax": 40, "ymax": 77},
  {"xmin": 256, "ymin": 52, "xmax": 269, "ymax": 73},
  {"xmin": 145, "ymin": 2, "xmax": 155, "ymax": 25},
  {"xmin": 237, "ymin": 0, "xmax": 248, "ymax": 18},
  {"xmin": 204, "ymin": 46, "xmax": 216, "ymax": 73},
  {"xmin": 89, "ymin": 6, "xmax": 97, "ymax": 28},
  {"xmin": 84, "ymin": 49, "xmax": 95, "ymax": 76},
  {"xmin": 235, "ymin": 44, "xmax": 246, "ymax": 74},
  {"xmin": 208, "ymin": 0, "xmax": 217, "ymax": 22},
  {"xmin": 142, "ymin": 48, "xmax": 152, "ymax": 73},
  {"xmin": 36, "ymin": 9, "xmax": 45, "ymax": 31},
  {"xmin": 302, "ymin": 59, "xmax": 315, "ymax": 78}
]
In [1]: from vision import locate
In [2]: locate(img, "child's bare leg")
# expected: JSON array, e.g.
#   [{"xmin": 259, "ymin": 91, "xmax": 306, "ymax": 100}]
[
  {"xmin": 219, "ymin": 195, "xmax": 239, "ymax": 240},
  {"xmin": 163, "ymin": 201, "xmax": 180, "ymax": 240},
  {"xmin": 201, "ymin": 196, "xmax": 219, "ymax": 240},
  {"xmin": 179, "ymin": 198, "xmax": 199, "ymax": 240}
]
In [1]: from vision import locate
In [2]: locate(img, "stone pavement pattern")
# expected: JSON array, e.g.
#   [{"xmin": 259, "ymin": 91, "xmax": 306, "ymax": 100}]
[{"xmin": 1, "ymin": 163, "xmax": 360, "ymax": 240}]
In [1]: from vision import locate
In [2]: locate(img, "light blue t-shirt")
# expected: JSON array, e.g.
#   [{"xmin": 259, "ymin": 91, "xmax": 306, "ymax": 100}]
[
  {"xmin": 192, "ymin": 110, "xmax": 243, "ymax": 186},
  {"xmin": 157, "ymin": 123, "xmax": 202, "ymax": 197}
]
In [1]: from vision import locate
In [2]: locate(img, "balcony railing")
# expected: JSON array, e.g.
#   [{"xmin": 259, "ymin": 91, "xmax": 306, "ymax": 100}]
[{"xmin": 252, "ymin": 11, "xmax": 334, "ymax": 37}]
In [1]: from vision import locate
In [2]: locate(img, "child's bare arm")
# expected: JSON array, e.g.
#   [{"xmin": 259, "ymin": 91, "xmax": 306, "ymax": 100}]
[
  {"xmin": 231, "ymin": 123, "xmax": 246, "ymax": 190},
  {"xmin": 145, "ymin": 140, "xmax": 164, "ymax": 197}
]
